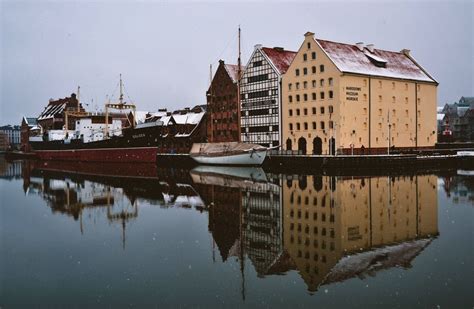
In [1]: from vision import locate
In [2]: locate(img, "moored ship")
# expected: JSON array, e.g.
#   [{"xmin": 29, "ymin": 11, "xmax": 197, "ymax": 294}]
[{"xmin": 28, "ymin": 76, "xmax": 207, "ymax": 163}]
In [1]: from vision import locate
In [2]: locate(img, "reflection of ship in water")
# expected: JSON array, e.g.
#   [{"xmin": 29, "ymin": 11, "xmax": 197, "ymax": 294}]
[
  {"xmin": 201, "ymin": 170, "xmax": 439, "ymax": 293},
  {"xmin": 21, "ymin": 161, "xmax": 205, "ymax": 248},
  {"xmin": 11, "ymin": 159, "xmax": 440, "ymax": 293}
]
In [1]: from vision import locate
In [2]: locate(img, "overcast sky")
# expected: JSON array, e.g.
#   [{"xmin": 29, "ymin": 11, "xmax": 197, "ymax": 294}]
[{"xmin": 1, "ymin": 0, "xmax": 472, "ymax": 125}]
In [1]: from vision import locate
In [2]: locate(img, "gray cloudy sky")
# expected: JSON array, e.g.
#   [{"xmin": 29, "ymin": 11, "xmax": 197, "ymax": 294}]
[{"xmin": 1, "ymin": 0, "xmax": 472, "ymax": 125}]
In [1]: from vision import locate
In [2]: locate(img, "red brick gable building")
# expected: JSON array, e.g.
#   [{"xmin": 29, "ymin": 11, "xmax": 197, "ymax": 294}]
[{"xmin": 207, "ymin": 60, "xmax": 240, "ymax": 142}]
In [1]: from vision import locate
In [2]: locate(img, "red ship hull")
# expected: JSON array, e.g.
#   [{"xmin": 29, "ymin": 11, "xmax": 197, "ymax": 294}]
[{"xmin": 34, "ymin": 147, "xmax": 158, "ymax": 163}]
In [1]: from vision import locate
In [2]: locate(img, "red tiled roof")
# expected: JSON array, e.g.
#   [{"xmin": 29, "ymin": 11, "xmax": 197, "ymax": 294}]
[
  {"xmin": 316, "ymin": 39, "xmax": 436, "ymax": 83},
  {"xmin": 261, "ymin": 47, "xmax": 297, "ymax": 74},
  {"xmin": 224, "ymin": 64, "xmax": 240, "ymax": 83}
]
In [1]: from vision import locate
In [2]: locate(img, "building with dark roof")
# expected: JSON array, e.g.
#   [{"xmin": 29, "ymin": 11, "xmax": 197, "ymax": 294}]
[
  {"xmin": 240, "ymin": 45, "xmax": 297, "ymax": 147},
  {"xmin": 282, "ymin": 32, "xmax": 438, "ymax": 155},
  {"xmin": 37, "ymin": 93, "xmax": 85, "ymax": 131},
  {"xmin": 206, "ymin": 60, "xmax": 240, "ymax": 142},
  {"xmin": 439, "ymin": 96, "xmax": 474, "ymax": 142}
]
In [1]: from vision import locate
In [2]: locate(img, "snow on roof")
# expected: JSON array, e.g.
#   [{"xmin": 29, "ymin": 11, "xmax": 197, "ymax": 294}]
[
  {"xmin": 23, "ymin": 117, "xmax": 38, "ymax": 126},
  {"xmin": 437, "ymin": 106, "xmax": 444, "ymax": 113},
  {"xmin": 134, "ymin": 111, "xmax": 148, "ymax": 124},
  {"xmin": 171, "ymin": 112, "xmax": 205, "ymax": 125},
  {"xmin": 224, "ymin": 64, "xmax": 240, "ymax": 83},
  {"xmin": 171, "ymin": 113, "xmax": 188, "ymax": 125},
  {"xmin": 149, "ymin": 111, "xmax": 167, "ymax": 118},
  {"xmin": 38, "ymin": 102, "xmax": 67, "ymax": 120},
  {"xmin": 261, "ymin": 47, "xmax": 297, "ymax": 74},
  {"xmin": 316, "ymin": 39, "xmax": 437, "ymax": 83},
  {"xmin": 437, "ymin": 113, "xmax": 445, "ymax": 121},
  {"xmin": 186, "ymin": 112, "xmax": 205, "ymax": 125},
  {"xmin": 160, "ymin": 115, "xmax": 172, "ymax": 126}
]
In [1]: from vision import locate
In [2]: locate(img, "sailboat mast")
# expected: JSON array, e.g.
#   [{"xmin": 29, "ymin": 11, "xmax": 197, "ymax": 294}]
[{"xmin": 237, "ymin": 26, "xmax": 242, "ymax": 142}]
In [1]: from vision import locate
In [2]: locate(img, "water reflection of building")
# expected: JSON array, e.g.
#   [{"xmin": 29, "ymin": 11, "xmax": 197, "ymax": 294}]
[
  {"xmin": 0, "ymin": 157, "xmax": 22, "ymax": 180},
  {"xmin": 441, "ymin": 173, "xmax": 474, "ymax": 205},
  {"xmin": 20, "ymin": 161, "xmax": 205, "ymax": 248},
  {"xmin": 192, "ymin": 167, "xmax": 283, "ymax": 276},
  {"xmin": 283, "ymin": 175, "xmax": 438, "ymax": 292},
  {"xmin": 242, "ymin": 175, "xmax": 282, "ymax": 276}
]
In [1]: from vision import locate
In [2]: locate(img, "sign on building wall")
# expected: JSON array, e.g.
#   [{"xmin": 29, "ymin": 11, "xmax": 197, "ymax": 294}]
[{"xmin": 346, "ymin": 87, "xmax": 361, "ymax": 101}]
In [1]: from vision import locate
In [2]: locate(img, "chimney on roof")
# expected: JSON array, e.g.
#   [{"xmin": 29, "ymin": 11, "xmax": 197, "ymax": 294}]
[
  {"xmin": 158, "ymin": 108, "xmax": 167, "ymax": 112},
  {"xmin": 400, "ymin": 49, "xmax": 411, "ymax": 56},
  {"xmin": 304, "ymin": 31, "xmax": 315, "ymax": 38},
  {"xmin": 356, "ymin": 42, "xmax": 364, "ymax": 51},
  {"xmin": 254, "ymin": 44, "xmax": 262, "ymax": 50},
  {"xmin": 219, "ymin": 59, "xmax": 224, "ymax": 65},
  {"xmin": 273, "ymin": 47, "xmax": 284, "ymax": 52},
  {"xmin": 366, "ymin": 44, "xmax": 375, "ymax": 53}
]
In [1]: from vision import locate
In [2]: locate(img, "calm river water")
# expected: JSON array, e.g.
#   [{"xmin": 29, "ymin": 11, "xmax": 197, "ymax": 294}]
[{"xmin": 1, "ymin": 159, "xmax": 473, "ymax": 308}]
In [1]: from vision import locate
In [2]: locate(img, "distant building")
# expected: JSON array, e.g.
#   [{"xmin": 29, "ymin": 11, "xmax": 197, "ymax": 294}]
[
  {"xmin": 240, "ymin": 46, "xmax": 297, "ymax": 147},
  {"xmin": 0, "ymin": 125, "xmax": 21, "ymax": 149},
  {"xmin": 207, "ymin": 60, "xmax": 240, "ymax": 142},
  {"xmin": 20, "ymin": 117, "xmax": 40, "ymax": 152},
  {"xmin": 282, "ymin": 32, "xmax": 438, "ymax": 155},
  {"xmin": 145, "ymin": 105, "xmax": 207, "ymax": 153},
  {"xmin": 439, "ymin": 96, "xmax": 474, "ymax": 142},
  {"xmin": 0, "ymin": 132, "xmax": 9, "ymax": 151},
  {"xmin": 37, "ymin": 93, "xmax": 85, "ymax": 131}
]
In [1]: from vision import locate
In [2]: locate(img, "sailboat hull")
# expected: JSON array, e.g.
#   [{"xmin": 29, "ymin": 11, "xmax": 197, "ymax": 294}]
[{"xmin": 191, "ymin": 149, "xmax": 267, "ymax": 166}]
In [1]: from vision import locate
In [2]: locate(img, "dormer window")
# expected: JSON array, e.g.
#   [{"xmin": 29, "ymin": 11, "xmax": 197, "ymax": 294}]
[{"xmin": 364, "ymin": 50, "xmax": 387, "ymax": 68}]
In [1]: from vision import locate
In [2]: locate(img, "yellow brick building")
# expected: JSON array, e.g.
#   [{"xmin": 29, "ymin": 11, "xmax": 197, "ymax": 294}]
[{"xmin": 282, "ymin": 32, "xmax": 438, "ymax": 155}]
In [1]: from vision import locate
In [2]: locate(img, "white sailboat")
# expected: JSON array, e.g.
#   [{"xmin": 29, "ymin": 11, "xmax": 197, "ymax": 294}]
[
  {"xmin": 190, "ymin": 27, "xmax": 270, "ymax": 166},
  {"xmin": 190, "ymin": 142, "xmax": 267, "ymax": 165}
]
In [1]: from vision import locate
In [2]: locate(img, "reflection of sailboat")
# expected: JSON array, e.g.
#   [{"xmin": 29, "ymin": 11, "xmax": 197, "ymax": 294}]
[
  {"xmin": 189, "ymin": 27, "xmax": 269, "ymax": 166},
  {"xmin": 190, "ymin": 165, "xmax": 272, "ymax": 190}
]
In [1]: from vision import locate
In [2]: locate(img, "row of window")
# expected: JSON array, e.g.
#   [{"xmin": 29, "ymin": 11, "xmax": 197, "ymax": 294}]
[
  {"xmin": 372, "ymin": 80, "xmax": 422, "ymax": 91},
  {"xmin": 241, "ymin": 125, "xmax": 278, "ymax": 133},
  {"xmin": 289, "ymin": 91, "xmax": 334, "ymax": 103},
  {"xmin": 247, "ymin": 73, "xmax": 268, "ymax": 83},
  {"xmin": 289, "ymin": 121, "xmax": 334, "ymax": 131},
  {"xmin": 289, "ymin": 106, "xmax": 333, "ymax": 116},
  {"xmin": 296, "ymin": 65, "xmax": 324, "ymax": 76},
  {"xmin": 302, "ymin": 51, "xmax": 317, "ymax": 61},
  {"xmin": 289, "ymin": 78, "xmax": 333, "ymax": 91},
  {"xmin": 290, "ymin": 209, "xmax": 335, "ymax": 223}
]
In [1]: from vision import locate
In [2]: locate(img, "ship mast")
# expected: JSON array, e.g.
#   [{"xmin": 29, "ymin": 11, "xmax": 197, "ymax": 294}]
[
  {"xmin": 77, "ymin": 86, "xmax": 81, "ymax": 112},
  {"xmin": 105, "ymin": 74, "xmax": 136, "ymax": 138},
  {"xmin": 119, "ymin": 73, "xmax": 124, "ymax": 105},
  {"xmin": 237, "ymin": 26, "xmax": 242, "ymax": 142}
]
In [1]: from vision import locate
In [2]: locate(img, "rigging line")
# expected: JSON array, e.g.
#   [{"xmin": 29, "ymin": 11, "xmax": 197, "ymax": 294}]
[
  {"xmin": 108, "ymin": 81, "xmax": 120, "ymax": 101},
  {"xmin": 122, "ymin": 82, "xmax": 134, "ymax": 103},
  {"xmin": 211, "ymin": 29, "xmax": 238, "ymax": 65}
]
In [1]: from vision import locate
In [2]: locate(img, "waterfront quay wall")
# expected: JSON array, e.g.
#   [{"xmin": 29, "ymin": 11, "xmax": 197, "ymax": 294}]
[
  {"xmin": 264, "ymin": 154, "xmax": 473, "ymax": 173},
  {"xmin": 155, "ymin": 152, "xmax": 473, "ymax": 172}
]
